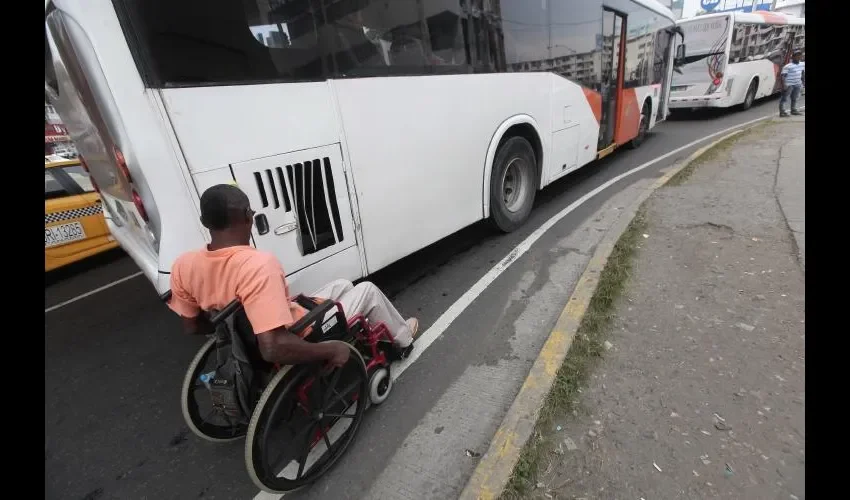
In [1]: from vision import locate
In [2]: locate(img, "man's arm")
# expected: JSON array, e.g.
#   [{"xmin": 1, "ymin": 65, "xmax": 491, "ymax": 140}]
[
  {"xmin": 239, "ymin": 254, "xmax": 349, "ymax": 368},
  {"xmin": 256, "ymin": 329, "xmax": 348, "ymax": 367},
  {"xmin": 168, "ymin": 257, "xmax": 207, "ymax": 334}
]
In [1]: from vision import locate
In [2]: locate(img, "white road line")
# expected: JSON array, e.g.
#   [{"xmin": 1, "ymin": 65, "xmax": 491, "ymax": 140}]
[
  {"xmin": 45, "ymin": 271, "xmax": 144, "ymax": 313},
  {"xmin": 254, "ymin": 110, "xmax": 786, "ymax": 500}
]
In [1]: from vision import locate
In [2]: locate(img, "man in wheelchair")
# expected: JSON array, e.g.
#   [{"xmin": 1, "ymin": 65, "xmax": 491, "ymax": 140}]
[{"xmin": 167, "ymin": 184, "xmax": 420, "ymax": 368}]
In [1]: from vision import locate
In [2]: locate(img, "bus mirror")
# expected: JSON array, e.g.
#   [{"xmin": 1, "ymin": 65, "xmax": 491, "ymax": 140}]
[{"xmin": 675, "ymin": 44, "xmax": 686, "ymax": 66}]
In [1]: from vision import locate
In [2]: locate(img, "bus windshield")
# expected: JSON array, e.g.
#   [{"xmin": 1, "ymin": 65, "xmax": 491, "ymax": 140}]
[{"xmin": 674, "ymin": 16, "xmax": 730, "ymax": 86}]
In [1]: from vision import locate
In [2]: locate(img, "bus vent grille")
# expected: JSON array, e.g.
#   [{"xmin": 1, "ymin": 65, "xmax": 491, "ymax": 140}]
[{"xmin": 251, "ymin": 157, "xmax": 345, "ymax": 256}]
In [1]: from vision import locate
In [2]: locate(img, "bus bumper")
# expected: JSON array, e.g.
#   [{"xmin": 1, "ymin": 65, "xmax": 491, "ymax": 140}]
[{"xmin": 668, "ymin": 94, "xmax": 730, "ymax": 109}]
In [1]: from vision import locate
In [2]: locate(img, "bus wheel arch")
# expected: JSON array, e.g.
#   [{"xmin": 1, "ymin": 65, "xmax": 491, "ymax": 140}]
[
  {"xmin": 628, "ymin": 97, "xmax": 652, "ymax": 149},
  {"xmin": 482, "ymin": 117, "xmax": 543, "ymax": 223},
  {"xmin": 742, "ymin": 77, "xmax": 759, "ymax": 110},
  {"xmin": 483, "ymin": 118, "xmax": 542, "ymax": 233}
]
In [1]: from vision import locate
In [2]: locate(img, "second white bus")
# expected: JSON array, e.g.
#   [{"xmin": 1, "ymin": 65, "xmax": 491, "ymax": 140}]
[
  {"xmin": 46, "ymin": 0, "xmax": 681, "ymax": 295},
  {"xmin": 670, "ymin": 10, "xmax": 804, "ymax": 111}
]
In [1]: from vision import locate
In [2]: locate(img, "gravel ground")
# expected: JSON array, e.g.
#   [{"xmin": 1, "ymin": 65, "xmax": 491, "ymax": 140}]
[{"xmin": 532, "ymin": 121, "xmax": 805, "ymax": 500}]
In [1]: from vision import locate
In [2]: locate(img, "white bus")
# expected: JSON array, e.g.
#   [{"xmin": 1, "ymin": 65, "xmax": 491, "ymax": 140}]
[
  {"xmin": 670, "ymin": 11, "xmax": 804, "ymax": 111},
  {"xmin": 45, "ymin": 0, "xmax": 681, "ymax": 295}
]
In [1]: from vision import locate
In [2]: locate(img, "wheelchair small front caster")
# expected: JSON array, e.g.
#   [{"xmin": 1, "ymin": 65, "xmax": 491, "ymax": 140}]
[{"xmin": 368, "ymin": 367, "xmax": 393, "ymax": 405}]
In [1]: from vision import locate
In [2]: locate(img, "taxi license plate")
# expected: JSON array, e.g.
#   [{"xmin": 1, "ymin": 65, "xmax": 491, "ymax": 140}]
[{"xmin": 45, "ymin": 222, "xmax": 86, "ymax": 248}]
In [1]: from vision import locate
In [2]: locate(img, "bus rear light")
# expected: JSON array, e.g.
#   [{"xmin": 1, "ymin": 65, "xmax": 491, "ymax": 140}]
[
  {"xmin": 132, "ymin": 189, "xmax": 149, "ymax": 222},
  {"xmin": 113, "ymin": 146, "xmax": 132, "ymax": 183},
  {"xmin": 713, "ymin": 72, "xmax": 724, "ymax": 86}
]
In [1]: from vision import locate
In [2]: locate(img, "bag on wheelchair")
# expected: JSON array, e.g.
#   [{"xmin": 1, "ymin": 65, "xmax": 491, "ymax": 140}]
[{"xmin": 200, "ymin": 314, "xmax": 258, "ymax": 423}]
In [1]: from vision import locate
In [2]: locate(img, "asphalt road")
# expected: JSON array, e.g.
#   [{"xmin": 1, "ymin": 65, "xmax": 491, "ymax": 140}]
[{"xmin": 45, "ymin": 96, "xmax": 799, "ymax": 500}]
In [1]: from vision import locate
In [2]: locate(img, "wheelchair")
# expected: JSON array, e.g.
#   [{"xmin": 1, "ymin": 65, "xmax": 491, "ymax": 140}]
[{"xmin": 160, "ymin": 290, "xmax": 410, "ymax": 493}]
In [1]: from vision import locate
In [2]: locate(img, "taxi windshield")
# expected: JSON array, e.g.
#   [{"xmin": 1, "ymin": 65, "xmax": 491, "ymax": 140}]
[{"xmin": 45, "ymin": 164, "xmax": 95, "ymax": 200}]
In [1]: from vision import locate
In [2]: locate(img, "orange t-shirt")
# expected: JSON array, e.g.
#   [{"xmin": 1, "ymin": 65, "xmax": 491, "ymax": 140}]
[{"xmin": 167, "ymin": 245, "xmax": 307, "ymax": 334}]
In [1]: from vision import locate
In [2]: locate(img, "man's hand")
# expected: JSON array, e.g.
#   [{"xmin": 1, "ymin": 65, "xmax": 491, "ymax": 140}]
[
  {"xmin": 181, "ymin": 315, "xmax": 214, "ymax": 335},
  {"xmin": 327, "ymin": 342, "xmax": 350, "ymax": 368}
]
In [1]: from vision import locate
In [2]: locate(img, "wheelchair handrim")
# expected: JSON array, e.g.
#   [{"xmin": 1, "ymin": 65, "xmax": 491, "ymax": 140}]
[{"xmin": 245, "ymin": 343, "xmax": 368, "ymax": 493}]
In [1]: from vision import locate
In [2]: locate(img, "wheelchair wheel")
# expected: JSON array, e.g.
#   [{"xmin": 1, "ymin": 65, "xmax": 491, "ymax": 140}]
[
  {"xmin": 180, "ymin": 337, "xmax": 248, "ymax": 442},
  {"xmin": 368, "ymin": 367, "xmax": 392, "ymax": 405},
  {"xmin": 245, "ymin": 341, "xmax": 368, "ymax": 493}
]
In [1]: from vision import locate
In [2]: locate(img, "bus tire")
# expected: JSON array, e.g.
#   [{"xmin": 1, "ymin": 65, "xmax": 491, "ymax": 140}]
[
  {"xmin": 742, "ymin": 80, "xmax": 757, "ymax": 110},
  {"xmin": 628, "ymin": 100, "xmax": 651, "ymax": 149},
  {"xmin": 489, "ymin": 136, "xmax": 537, "ymax": 233}
]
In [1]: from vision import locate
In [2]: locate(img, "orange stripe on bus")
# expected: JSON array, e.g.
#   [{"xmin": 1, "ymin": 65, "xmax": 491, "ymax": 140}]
[
  {"xmin": 582, "ymin": 87, "xmax": 602, "ymax": 123},
  {"xmin": 755, "ymin": 12, "xmax": 788, "ymax": 24},
  {"xmin": 614, "ymin": 88, "xmax": 640, "ymax": 145}
]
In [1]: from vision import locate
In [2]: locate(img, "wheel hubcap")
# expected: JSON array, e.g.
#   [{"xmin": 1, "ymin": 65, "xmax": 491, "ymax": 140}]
[{"xmin": 501, "ymin": 158, "xmax": 529, "ymax": 213}]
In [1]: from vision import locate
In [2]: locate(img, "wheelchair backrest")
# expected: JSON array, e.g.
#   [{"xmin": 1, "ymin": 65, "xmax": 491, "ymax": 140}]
[{"xmin": 160, "ymin": 290, "xmax": 273, "ymax": 372}]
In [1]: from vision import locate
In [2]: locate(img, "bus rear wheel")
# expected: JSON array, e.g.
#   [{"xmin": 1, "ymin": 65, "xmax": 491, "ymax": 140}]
[
  {"xmin": 628, "ymin": 101, "xmax": 651, "ymax": 149},
  {"xmin": 742, "ymin": 80, "xmax": 757, "ymax": 110},
  {"xmin": 489, "ymin": 136, "xmax": 537, "ymax": 233}
]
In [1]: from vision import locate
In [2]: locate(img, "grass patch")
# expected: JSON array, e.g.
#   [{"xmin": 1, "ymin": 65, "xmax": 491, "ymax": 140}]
[
  {"xmin": 667, "ymin": 121, "xmax": 771, "ymax": 187},
  {"xmin": 501, "ymin": 207, "xmax": 649, "ymax": 499}
]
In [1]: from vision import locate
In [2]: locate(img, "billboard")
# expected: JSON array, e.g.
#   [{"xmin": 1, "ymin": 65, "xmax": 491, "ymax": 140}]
[{"xmin": 699, "ymin": 0, "xmax": 773, "ymax": 14}]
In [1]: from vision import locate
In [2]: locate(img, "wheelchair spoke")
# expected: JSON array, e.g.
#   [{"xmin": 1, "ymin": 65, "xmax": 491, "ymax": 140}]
[
  {"xmin": 322, "ymin": 368, "xmax": 344, "ymax": 407},
  {"xmin": 318, "ymin": 424, "xmax": 333, "ymax": 452},
  {"xmin": 323, "ymin": 379, "xmax": 361, "ymax": 412},
  {"xmin": 201, "ymin": 408, "xmax": 217, "ymax": 425},
  {"xmin": 322, "ymin": 412, "xmax": 355, "ymax": 419},
  {"xmin": 263, "ymin": 418, "xmax": 314, "ymax": 474},
  {"xmin": 295, "ymin": 422, "xmax": 317, "ymax": 479}
]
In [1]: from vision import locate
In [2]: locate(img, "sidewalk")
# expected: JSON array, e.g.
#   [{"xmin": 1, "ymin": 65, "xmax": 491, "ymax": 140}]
[{"xmin": 531, "ymin": 118, "xmax": 805, "ymax": 499}]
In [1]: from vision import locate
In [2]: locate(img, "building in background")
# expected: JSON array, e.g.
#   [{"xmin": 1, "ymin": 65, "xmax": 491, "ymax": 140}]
[
  {"xmin": 657, "ymin": 0, "xmax": 684, "ymax": 19},
  {"xmin": 45, "ymin": 98, "xmax": 77, "ymax": 159},
  {"xmin": 671, "ymin": 0, "xmax": 684, "ymax": 19}
]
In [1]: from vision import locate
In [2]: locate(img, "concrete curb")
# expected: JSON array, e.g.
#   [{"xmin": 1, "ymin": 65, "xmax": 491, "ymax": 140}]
[{"xmin": 457, "ymin": 123, "xmax": 767, "ymax": 500}]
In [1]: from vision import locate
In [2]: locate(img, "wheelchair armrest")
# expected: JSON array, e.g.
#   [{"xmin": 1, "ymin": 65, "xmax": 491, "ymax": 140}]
[
  {"xmin": 288, "ymin": 299, "xmax": 340, "ymax": 338},
  {"xmin": 160, "ymin": 290, "xmax": 172, "ymax": 303}
]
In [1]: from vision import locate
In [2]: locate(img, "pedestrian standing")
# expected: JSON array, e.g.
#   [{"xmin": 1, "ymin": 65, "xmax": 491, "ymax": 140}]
[{"xmin": 779, "ymin": 50, "xmax": 805, "ymax": 117}]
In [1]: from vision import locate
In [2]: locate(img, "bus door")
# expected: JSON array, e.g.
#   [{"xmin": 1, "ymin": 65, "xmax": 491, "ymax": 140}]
[
  {"xmin": 598, "ymin": 9, "xmax": 625, "ymax": 151},
  {"xmin": 770, "ymin": 28, "xmax": 799, "ymax": 94},
  {"xmin": 657, "ymin": 27, "xmax": 682, "ymax": 121},
  {"xmin": 229, "ymin": 144, "xmax": 358, "ymax": 280}
]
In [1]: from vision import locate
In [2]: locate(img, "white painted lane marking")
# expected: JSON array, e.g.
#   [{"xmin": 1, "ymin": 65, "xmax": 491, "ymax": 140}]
[
  {"xmin": 45, "ymin": 271, "xmax": 144, "ymax": 313},
  {"xmin": 253, "ymin": 110, "xmax": 787, "ymax": 499}
]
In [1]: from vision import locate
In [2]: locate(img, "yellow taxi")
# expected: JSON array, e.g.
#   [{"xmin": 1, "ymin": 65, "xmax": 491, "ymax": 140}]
[{"xmin": 45, "ymin": 158, "xmax": 118, "ymax": 271}]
